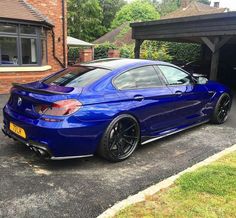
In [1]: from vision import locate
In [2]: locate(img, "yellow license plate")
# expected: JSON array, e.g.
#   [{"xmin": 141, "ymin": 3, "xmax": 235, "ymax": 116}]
[{"xmin": 9, "ymin": 122, "xmax": 26, "ymax": 139}]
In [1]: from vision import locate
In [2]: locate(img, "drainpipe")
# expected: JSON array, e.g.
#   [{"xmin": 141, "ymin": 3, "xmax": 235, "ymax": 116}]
[
  {"xmin": 62, "ymin": 0, "xmax": 66, "ymax": 67},
  {"xmin": 51, "ymin": 0, "xmax": 66, "ymax": 68},
  {"xmin": 52, "ymin": 29, "xmax": 65, "ymax": 68}
]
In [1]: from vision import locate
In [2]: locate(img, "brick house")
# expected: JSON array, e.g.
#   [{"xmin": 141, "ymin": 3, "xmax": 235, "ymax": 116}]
[{"xmin": 0, "ymin": 0, "xmax": 67, "ymax": 94}]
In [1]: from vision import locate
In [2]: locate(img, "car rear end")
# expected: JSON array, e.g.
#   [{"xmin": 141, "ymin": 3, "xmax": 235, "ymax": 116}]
[
  {"xmin": 2, "ymin": 66, "xmax": 112, "ymax": 159},
  {"xmin": 3, "ymin": 83, "xmax": 88, "ymax": 158}
]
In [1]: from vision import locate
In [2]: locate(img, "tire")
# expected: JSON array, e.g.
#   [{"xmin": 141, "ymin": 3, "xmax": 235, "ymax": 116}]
[
  {"xmin": 98, "ymin": 114, "xmax": 140, "ymax": 162},
  {"xmin": 211, "ymin": 93, "xmax": 232, "ymax": 124}
]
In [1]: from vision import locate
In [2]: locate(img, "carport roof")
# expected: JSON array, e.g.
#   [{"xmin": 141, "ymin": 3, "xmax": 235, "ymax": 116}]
[{"xmin": 130, "ymin": 12, "xmax": 236, "ymax": 43}]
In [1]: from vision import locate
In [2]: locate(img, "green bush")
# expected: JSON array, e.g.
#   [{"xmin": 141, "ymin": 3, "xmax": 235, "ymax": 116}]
[
  {"xmin": 94, "ymin": 41, "xmax": 200, "ymax": 63},
  {"xmin": 140, "ymin": 41, "xmax": 201, "ymax": 63},
  {"xmin": 94, "ymin": 42, "xmax": 118, "ymax": 59},
  {"xmin": 140, "ymin": 41, "xmax": 173, "ymax": 62},
  {"xmin": 120, "ymin": 44, "xmax": 134, "ymax": 58},
  {"xmin": 119, "ymin": 41, "xmax": 173, "ymax": 62},
  {"xmin": 68, "ymin": 48, "xmax": 80, "ymax": 60},
  {"xmin": 166, "ymin": 42, "xmax": 201, "ymax": 63}
]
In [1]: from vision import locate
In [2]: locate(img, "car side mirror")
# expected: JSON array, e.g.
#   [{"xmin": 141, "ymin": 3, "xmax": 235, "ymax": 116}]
[{"xmin": 196, "ymin": 77, "xmax": 208, "ymax": 85}]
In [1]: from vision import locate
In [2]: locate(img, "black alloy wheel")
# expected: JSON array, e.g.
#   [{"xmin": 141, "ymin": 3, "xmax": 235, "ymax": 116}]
[
  {"xmin": 211, "ymin": 93, "xmax": 232, "ymax": 124},
  {"xmin": 99, "ymin": 115, "xmax": 140, "ymax": 162}
]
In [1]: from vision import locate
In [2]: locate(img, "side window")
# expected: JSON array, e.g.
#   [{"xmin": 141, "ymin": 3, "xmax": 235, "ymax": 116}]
[
  {"xmin": 158, "ymin": 65, "xmax": 192, "ymax": 85},
  {"xmin": 114, "ymin": 66, "xmax": 163, "ymax": 90}
]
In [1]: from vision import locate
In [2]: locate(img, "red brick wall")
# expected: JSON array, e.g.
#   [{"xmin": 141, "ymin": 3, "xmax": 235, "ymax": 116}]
[
  {"xmin": 0, "ymin": 0, "xmax": 67, "ymax": 94},
  {"xmin": 108, "ymin": 49, "xmax": 120, "ymax": 58},
  {"xmin": 0, "ymin": 71, "xmax": 53, "ymax": 94},
  {"xmin": 80, "ymin": 49, "xmax": 93, "ymax": 63}
]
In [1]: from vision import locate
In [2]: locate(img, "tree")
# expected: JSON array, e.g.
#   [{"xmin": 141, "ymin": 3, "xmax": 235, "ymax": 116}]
[
  {"xmin": 99, "ymin": 0, "xmax": 127, "ymax": 30},
  {"xmin": 154, "ymin": 0, "xmax": 180, "ymax": 16},
  {"xmin": 68, "ymin": 0, "xmax": 106, "ymax": 42},
  {"xmin": 111, "ymin": 0, "xmax": 160, "ymax": 28}
]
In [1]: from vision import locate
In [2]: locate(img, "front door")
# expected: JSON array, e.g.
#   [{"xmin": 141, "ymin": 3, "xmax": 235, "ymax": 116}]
[{"xmin": 157, "ymin": 65, "xmax": 210, "ymax": 126}]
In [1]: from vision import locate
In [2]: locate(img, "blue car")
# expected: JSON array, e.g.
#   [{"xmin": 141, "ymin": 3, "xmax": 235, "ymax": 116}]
[{"xmin": 2, "ymin": 59, "xmax": 232, "ymax": 161}]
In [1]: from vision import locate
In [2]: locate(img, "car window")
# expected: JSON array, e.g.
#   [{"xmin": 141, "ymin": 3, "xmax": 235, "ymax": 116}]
[
  {"xmin": 43, "ymin": 66, "xmax": 110, "ymax": 87},
  {"xmin": 114, "ymin": 66, "xmax": 163, "ymax": 90},
  {"xmin": 158, "ymin": 65, "xmax": 192, "ymax": 86}
]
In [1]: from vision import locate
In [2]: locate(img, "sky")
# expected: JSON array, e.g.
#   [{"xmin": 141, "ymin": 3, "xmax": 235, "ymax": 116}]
[{"xmin": 126, "ymin": 0, "xmax": 236, "ymax": 11}]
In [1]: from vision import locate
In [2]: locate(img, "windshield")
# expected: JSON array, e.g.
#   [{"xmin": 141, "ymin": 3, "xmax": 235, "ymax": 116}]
[{"xmin": 43, "ymin": 66, "xmax": 111, "ymax": 87}]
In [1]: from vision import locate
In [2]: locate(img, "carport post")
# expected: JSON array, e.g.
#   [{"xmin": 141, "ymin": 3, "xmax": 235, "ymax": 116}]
[
  {"xmin": 134, "ymin": 39, "xmax": 143, "ymax": 59},
  {"xmin": 201, "ymin": 36, "xmax": 232, "ymax": 81},
  {"xmin": 210, "ymin": 38, "xmax": 220, "ymax": 81}
]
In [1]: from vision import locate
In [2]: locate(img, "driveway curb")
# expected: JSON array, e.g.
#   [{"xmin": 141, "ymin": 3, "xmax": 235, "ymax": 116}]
[{"xmin": 98, "ymin": 144, "xmax": 236, "ymax": 218}]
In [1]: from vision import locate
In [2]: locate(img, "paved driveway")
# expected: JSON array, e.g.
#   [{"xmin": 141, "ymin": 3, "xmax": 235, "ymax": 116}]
[{"xmin": 0, "ymin": 94, "xmax": 235, "ymax": 218}]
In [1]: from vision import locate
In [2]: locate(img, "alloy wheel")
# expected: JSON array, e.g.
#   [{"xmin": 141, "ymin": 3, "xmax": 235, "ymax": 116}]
[
  {"xmin": 108, "ymin": 117, "xmax": 140, "ymax": 160},
  {"xmin": 217, "ymin": 94, "xmax": 231, "ymax": 123}
]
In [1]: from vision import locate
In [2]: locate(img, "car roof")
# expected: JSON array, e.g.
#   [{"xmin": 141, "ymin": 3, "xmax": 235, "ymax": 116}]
[{"xmin": 79, "ymin": 58, "xmax": 167, "ymax": 70}]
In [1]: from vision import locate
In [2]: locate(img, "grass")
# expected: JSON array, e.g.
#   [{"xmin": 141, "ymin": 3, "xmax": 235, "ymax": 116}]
[{"xmin": 115, "ymin": 152, "xmax": 236, "ymax": 218}]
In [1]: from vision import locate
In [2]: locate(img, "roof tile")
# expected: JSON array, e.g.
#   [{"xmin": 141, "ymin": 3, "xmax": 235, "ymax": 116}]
[
  {"xmin": 0, "ymin": 0, "xmax": 53, "ymax": 26},
  {"xmin": 162, "ymin": 2, "xmax": 226, "ymax": 19}
]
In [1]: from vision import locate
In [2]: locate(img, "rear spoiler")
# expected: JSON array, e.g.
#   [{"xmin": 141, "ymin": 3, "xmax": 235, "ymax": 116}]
[{"xmin": 12, "ymin": 83, "xmax": 69, "ymax": 95}]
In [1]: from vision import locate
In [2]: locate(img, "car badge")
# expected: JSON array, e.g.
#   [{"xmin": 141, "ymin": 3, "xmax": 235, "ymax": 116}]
[{"xmin": 17, "ymin": 97, "xmax": 22, "ymax": 106}]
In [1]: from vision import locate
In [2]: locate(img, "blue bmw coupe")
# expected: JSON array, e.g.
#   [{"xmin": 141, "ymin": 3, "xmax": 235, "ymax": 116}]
[{"xmin": 2, "ymin": 59, "xmax": 232, "ymax": 161}]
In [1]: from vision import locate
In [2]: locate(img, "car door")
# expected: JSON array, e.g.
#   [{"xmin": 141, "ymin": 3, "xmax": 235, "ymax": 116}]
[
  {"xmin": 156, "ymin": 65, "xmax": 211, "ymax": 126},
  {"xmin": 113, "ymin": 65, "xmax": 184, "ymax": 136}
]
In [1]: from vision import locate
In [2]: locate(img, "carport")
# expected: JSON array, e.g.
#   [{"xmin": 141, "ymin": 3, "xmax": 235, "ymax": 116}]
[{"xmin": 131, "ymin": 12, "xmax": 236, "ymax": 86}]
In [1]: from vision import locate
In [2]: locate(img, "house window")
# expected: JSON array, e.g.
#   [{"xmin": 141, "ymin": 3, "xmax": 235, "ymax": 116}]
[
  {"xmin": 0, "ymin": 37, "xmax": 18, "ymax": 65},
  {"xmin": 0, "ymin": 23, "xmax": 17, "ymax": 33},
  {"xmin": 0, "ymin": 23, "xmax": 47, "ymax": 66},
  {"xmin": 41, "ymin": 39, "xmax": 47, "ymax": 66}
]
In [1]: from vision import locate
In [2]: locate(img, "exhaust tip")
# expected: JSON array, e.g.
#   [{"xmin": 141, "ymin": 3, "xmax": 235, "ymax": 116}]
[
  {"xmin": 34, "ymin": 148, "xmax": 51, "ymax": 159},
  {"xmin": 38, "ymin": 149, "xmax": 46, "ymax": 156}
]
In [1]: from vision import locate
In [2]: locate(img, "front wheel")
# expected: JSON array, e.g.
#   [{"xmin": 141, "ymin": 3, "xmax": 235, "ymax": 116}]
[
  {"xmin": 98, "ymin": 114, "xmax": 140, "ymax": 162},
  {"xmin": 211, "ymin": 93, "xmax": 232, "ymax": 124}
]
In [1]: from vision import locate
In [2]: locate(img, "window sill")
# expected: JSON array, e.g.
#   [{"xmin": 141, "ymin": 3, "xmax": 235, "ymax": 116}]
[{"xmin": 0, "ymin": 65, "xmax": 52, "ymax": 72}]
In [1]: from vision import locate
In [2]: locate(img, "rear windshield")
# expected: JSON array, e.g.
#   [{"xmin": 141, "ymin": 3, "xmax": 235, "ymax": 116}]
[{"xmin": 43, "ymin": 66, "xmax": 110, "ymax": 87}]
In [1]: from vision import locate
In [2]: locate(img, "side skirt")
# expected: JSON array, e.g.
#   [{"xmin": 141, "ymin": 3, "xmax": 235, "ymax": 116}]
[
  {"xmin": 51, "ymin": 154, "xmax": 93, "ymax": 160},
  {"xmin": 141, "ymin": 120, "xmax": 210, "ymax": 145}
]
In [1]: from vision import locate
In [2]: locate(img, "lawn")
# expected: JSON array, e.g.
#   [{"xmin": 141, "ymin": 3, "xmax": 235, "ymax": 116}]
[{"xmin": 115, "ymin": 152, "xmax": 236, "ymax": 218}]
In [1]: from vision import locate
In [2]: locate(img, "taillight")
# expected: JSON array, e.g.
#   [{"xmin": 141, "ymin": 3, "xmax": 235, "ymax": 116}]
[{"xmin": 35, "ymin": 99, "xmax": 82, "ymax": 116}]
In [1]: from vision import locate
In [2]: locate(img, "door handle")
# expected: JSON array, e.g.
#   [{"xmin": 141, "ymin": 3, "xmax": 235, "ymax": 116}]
[
  {"xmin": 175, "ymin": 91, "xmax": 183, "ymax": 96},
  {"xmin": 134, "ymin": 95, "xmax": 144, "ymax": 101}
]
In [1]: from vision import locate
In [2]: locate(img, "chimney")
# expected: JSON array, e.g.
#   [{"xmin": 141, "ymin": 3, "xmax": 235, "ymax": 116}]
[
  {"xmin": 181, "ymin": 0, "xmax": 190, "ymax": 8},
  {"xmin": 213, "ymin": 2, "xmax": 220, "ymax": 8}
]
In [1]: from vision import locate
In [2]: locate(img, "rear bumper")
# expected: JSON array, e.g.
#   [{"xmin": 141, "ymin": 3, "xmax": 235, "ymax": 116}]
[
  {"xmin": 3, "ymin": 105, "xmax": 108, "ymax": 159},
  {"xmin": 2, "ymin": 126, "xmax": 52, "ymax": 158},
  {"xmin": 2, "ymin": 126, "xmax": 94, "ymax": 160}
]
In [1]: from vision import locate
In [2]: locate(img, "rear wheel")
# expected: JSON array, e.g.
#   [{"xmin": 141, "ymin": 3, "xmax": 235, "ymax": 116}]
[
  {"xmin": 211, "ymin": 93, "xmax": 232, "ymax": 124},
  {"xmin": 98, "ymin": 114, "xmax": 140, "ymax": 162}
]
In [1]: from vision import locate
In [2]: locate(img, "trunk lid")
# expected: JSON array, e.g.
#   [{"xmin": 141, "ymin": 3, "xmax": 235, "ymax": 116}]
[{"xmin": 8, "ymin": 82, "xmax": 82, "ymax": 118}]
